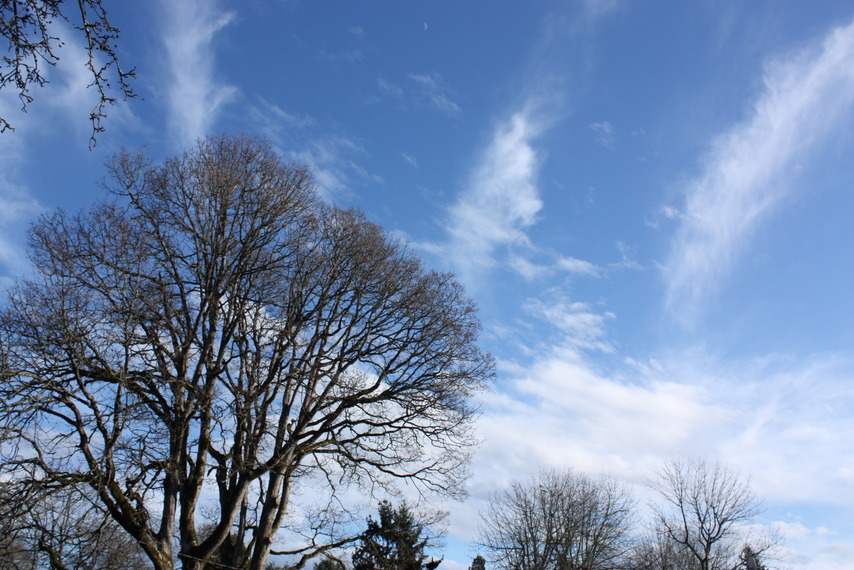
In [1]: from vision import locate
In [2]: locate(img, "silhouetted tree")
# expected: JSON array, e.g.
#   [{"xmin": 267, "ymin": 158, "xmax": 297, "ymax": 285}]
[
  {"xmin": 478, "ymin": 469, "xmax": 635, "ymax": 570},
  {"xmin": 648, "ymin": 459, "xmax": 766, "ymax": 570}
]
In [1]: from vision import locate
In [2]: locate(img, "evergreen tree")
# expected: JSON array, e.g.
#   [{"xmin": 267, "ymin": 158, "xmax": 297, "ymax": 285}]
[
  {"xmin": 740, "ymin": 545, "xmax": 767, "ymax": 570},
  {"xmin": 469, "ymin": 554, "xmax": 486, "ymax": 570},
  {"xmin": 316, "ymin": 559, "xmax": 346, "ymax": 570},
  {"xmin": 353, "ymin": 501, "xmax": 428, "ymax": 570}
]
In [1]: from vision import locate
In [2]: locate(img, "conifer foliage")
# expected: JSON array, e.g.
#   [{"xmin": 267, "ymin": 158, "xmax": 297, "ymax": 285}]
[{"xmin": 353, "ymin": 501, "xmax": 430, "ymax": 570}]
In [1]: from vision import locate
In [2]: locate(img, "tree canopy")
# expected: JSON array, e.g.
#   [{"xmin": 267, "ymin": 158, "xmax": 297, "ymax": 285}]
[
  {"xmin": 478, "ymin": 469, "xmax": 635, "ymax": 570},
  {"xmin": 0, "ymin": 134, "xmax": 493, "ymax": 569},
  {"xmin": 648, "ymin": 459, "xmax": 774, "ymax": 570}
]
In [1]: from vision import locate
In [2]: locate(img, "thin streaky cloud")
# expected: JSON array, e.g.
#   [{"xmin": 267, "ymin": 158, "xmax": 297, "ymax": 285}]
[
  {"xmin": 401, "ymin": 152, "xmax": 418, "ymax": 169},
  {"xmin": 665, "ymin": 19, "xmax": 854, "ymax": 323},
  {"xmin": 582, "ymin": 0, "xmax": 620, "ymax": 23},
  {"xmin": 408, "ymin": 72, "xmax": 461, "ymax": 114},
  {"xmin": 163, "ymin": 0, "xmax": 237, "ymax": 147},
  {"xmin": 377, "ymin": 76, "xmax": 404, "ymax": 98},
  {"xmin": 250, "ymin": 101, "xmax": 373, "ymax": 201},
  {"xmin": 557, "ymin": 255, "xmax": 601, "ymax": 277},
  {"xmin": 508, "ymin": 254, "xmax": 601, "ymax": 281},
  {"xmin": 256, "ymin": 98, "xmax": 316, "ymax": 129},
  {"xmin": 589, "ymin": 120, "xmax": 615, "ymax": 149}
]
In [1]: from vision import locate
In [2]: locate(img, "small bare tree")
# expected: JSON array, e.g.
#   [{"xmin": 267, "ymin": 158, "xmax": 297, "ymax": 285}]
[
  {"xmin": 648, "ymin": 459, "xmax": 764, "ymax": 570},
  {"xmin": 478, "ymin": 469, "xmax": 635, "ymax": 570},
  {"xmin": 0, "ymin": 134, "xmax": 493, "ymax": 569}
]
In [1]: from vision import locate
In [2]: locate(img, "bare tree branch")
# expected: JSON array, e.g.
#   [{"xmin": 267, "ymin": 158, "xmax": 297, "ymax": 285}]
[{"xmin": 0, "ymin": 0, "xmax": 135, "ymax": 145}]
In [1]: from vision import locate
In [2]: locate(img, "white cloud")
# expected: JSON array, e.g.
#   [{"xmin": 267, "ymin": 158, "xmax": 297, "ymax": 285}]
[
  {"xmin": 408, "ymin": 72, "xmax": 461, "ymax": 114},
  {"xmin": 508, "ymin": 254, "xmax": 602, "ymax": 281},
  {"xmin": 775, "ymin": 519, "xmax": 854, "ymax": 570},
  {"xmin": 716, "ymin": 363, "xmax": 854, "ymax": 505},
  {"xmin": 443, "ymin": 111, "xmax": 545, "ymax": 279},
  {"xmin": 471, "ymin": 350, "xmax": 721, "ymax": 499},
  {"xmin": 0, "ymin": 179, "xmax": 41, "ymax": 287},
  {"xmin": 582, "ymin": 0, "xmax": 620, "ymax": 23},
  {"xmin": 589, "ymin": 120, "xmax": 615, "ymax": 149},
  {"xmin": 557, "ymin": 255, "xmax": 601, "ymax": 277},
  {"xmin": 401, "ymin": 151, "xmax": 418, "ymax": 169},
  {"xmin": 0, "ymin": 21, "xmax": 110, "ymax": 285},
  {"xmin": 524, "ymin": 295, "xmax": 614, "ymax": 352},
  {"xmin": 775, "ymin": 520, "xmax": 812, "ymax": 540},
  {"xmin": 256, "ymin": 99, "xmax": 316, "ymax": 129},
  {"xmin": 664, "ymin": 20, "xmax": 854, "ymax": 323},
  {"xmin": 293, "ymin": 136, "xmax": 370, "ymax": 198},
  {"xmin": 456, "ymin": 347, "xmax": 854, "ymax": 570},
  {"xmin": 250, "ymin": 100, "xmax": 377, "ymax": 200},
  {"xmin": 377, "ymin": 76, "xmax": 404, "ymax": 98},
  {"xmin": 162, "ymin": 0, "xmax": 237, "ymax": 147}
]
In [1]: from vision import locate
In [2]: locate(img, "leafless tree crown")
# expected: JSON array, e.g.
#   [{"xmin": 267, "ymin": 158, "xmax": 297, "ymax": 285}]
[
  {"xmin": 478, "ymin": 469, "xmax": 635, "ymax": 570},
  {"xmin": 648, "ymin": 459, "xmax": 763, "ymax": 570},
  {"xmin": 0, "ymin": 134, "xmax": 493, "ymax": 570}
]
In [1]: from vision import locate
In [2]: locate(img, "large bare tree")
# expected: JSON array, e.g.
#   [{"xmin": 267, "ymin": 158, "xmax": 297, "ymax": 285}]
[
  {"xmin": 478, "ymin": 469, "xmax": 635, "ymax": 570},
  {"xmin": 0, "ymin": 134, "xmax": 493, "ymax": 569},
  {"xmin": 648, "ymin": 459, "xmax": 765, "ymax": 570}
]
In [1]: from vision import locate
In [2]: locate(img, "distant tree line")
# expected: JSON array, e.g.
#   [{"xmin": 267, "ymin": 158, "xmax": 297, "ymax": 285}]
[
  {"xmin": 311, "ymin": 459, "xmax": 780, "ymax": 570},
  {"xmin": 474, "ymin": 458, "xmax": 781, "ymax": 570}
]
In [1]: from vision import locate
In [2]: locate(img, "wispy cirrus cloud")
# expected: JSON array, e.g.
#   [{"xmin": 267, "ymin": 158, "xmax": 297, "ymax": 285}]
[
  {"xmin": 162, "ymin": 0, "xmax": 237, "ymax": 147},
  {"xmin": 665, "ymin": 19, "xmax": 854, "ymax": 323},
  {"xmin": 590, "ymin": 120, "xmax": 615, "ymax": 149},
  {"xmin": 509, "ymin": 254, "xmax": 601, "ymax": 281},
  {"xmin": 250, "ymin": 99, "xmax": 381, "ymax": 200},
  {"xmin": 377, "ymin": 76, "xmax": 404, "ymax": 98},
  {"xmin": 582, "ymin": 0, "xmax": 620, "ymax": 23},
  {"xmin": 400, "ymin": 151, "xmax": 418, "ymax": 169},
  {"xmin": 0, "ymin": 171, "xmax": 41, "ymax": 287},
  {"xmin": 408, "ymin": 72, "xmax": 461, "ymax": 115}
]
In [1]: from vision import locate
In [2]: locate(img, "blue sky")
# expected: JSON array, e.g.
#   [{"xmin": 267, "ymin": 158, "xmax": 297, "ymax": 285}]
[{"xmin": 2, "ymin": 1, "xmax": 854, "ymax": 568}]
